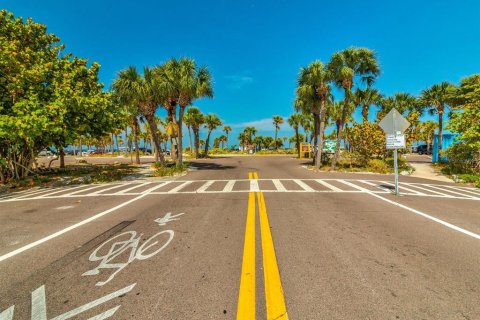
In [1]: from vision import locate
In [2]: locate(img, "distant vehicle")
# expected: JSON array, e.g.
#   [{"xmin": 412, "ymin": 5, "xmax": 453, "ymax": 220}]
[
  {"xmin": 64, "ymin": 149, "xmax": 75, "ymax": 155},
  {"xmin": 90, "ymin": 149, "xmax": 106, "ymax": 155},
  {"xmin": 417, "ymin": 144, "xmax": 431, "ymax": 155},
  {"xmin": 38, "ymin": 149, "xmax": 53, "ymax": 157}
]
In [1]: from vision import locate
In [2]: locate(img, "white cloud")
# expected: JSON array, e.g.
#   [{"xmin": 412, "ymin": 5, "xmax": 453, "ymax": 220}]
[
  {"xmin": 224, "ymin": 74, "xmax": 254, "ymax": 89},
  {"xmin": 228, "ymin": 116, "xmax": 292, "ymax": 132}
]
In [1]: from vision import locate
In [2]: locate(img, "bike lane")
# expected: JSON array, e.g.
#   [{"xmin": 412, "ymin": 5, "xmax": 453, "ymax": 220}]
[{"xmin": 0, "ymin": 192, "xmax": 248, "ymax": 319}]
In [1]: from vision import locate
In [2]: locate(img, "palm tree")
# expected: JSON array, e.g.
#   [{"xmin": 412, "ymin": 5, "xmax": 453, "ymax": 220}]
[
  {"xmin": 288, "ymin": 113, "xmax": 303, "ymax": 158},
  {"xmin": 300, "ymin": 113, "xmax": 313, "ymax": 142},
  {"xmin": 253, "ymin": 135, "xmax": 264, "ymax": 151},
  {"xmin": 264, "ymin": 136, "xmax": 274, "ymax": 150},
  {"xmin": 420, "ymin": 82, "xmax": 453, "ymax": 154},
  {"xmin": 112, "ymin": 66, "xmax": 166, "ymax": 165},
  {"xmin": 183, "ymin": 107, "xmax": 195, "ymax": 154},
  {"xmin": 296, "ymin": 60, "xmax": 331, "ymax": 167},
  {"xmin": 272, "ymin": 115, "xmax": 284, "ymax": 150},
  {"xmin": 238, "ymin": 132, "xmax": 247, "ymax": 151},
  {"xmin": 418, "ymin": 121, "xmax": 438, "ymax": 154},
  {"xmin": 203, "ymin": 114, "xmax": 222, "ymax": 156},
  {"xmin": 353, "ymin": 87, "xmax": 382, "ymax": 122},
  {"xmin": 243, "ymin": 126, "xmax": 257, "ymax": 145},
  {"xmin": 223, "ymin": 126, "xmax": 232, "ymax": 149},
  {"xmin": 156, "ymin": 58, "xmax": 213, "ymax": 166},
  {"xmin": 327, "ymin": 47, "xmax": 380, "ymax": 170},
  {"xmin": 183, "ymin": 107, "xmax": 204, "ymax": 158},
  {"xmin": 218, "ymin": 135, "xmax": 227, "ymax": 149},
  {"xmin": 377, "ymin": 93, "xmax": 418, "ymax": 120}
]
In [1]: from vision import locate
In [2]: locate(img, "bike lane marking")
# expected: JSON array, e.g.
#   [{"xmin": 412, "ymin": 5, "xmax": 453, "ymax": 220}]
[
  {"xmin": 236, "ymin": 185, "xmax": 256, "ymax": 319},
  {"xmin": 256, "ymin": 172, "xmax": 288, "ymax": 320},
  {"xmin": 0, "ymin": 183, "xmax": 169, "ymax": 263}
]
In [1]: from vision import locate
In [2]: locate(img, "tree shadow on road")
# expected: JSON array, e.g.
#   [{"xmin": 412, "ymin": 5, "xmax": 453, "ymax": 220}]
[{"xmin": 189, "ymin": 162, "xmax": 236, "ymax": 170}]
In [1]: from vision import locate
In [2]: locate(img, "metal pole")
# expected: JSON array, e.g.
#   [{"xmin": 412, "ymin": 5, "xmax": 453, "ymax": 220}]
[{"xmin": 394, "ymin": 147, "xmax": 399, "ymax": 195}]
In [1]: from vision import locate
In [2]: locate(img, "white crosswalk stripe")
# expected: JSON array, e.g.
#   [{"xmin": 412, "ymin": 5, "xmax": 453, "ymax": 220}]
[{"xmin": 1, "ymin": 179, "xmax": 479, "ymax": 202}]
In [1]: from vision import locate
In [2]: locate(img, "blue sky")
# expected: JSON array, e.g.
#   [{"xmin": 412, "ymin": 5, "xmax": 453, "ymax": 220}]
[{"xmin": 4, "ymin": 0, "xmax": 480, "ymax": 145}]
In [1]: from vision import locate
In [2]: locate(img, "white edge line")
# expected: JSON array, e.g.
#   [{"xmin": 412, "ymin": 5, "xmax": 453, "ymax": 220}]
[
  {"xmin": 342, "ymin": 179, "xmax": 480, "ymax": 240},
  {"xmin": 0, "ymin": 190, "xmax": 157, "ymax": 263}
]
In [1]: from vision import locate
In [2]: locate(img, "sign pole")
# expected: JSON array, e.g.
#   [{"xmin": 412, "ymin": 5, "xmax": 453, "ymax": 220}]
[{"xmin": 394, "ymin": 147, "xmax": 399, "ymax": 195}]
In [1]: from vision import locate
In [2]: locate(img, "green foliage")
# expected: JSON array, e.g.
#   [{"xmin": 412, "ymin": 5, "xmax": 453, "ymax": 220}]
[
  {"xmin": 442, "ymin": 143, "xmax": 480, "ymax": 174},
  {"xmin": 347, "ymin": 122, "xmax": 386, "ymax": 164},
  {"xmin": 0, "ymin": 10, "xmax": 122, "ymax": 182},
  {"xmin": 152, "ymin": 162, "xmax": 189, "ymax": 177}
]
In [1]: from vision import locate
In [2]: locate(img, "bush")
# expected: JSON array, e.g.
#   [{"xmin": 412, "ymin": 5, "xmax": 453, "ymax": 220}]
[
  {"xmin": 347, "ymin": 122, "xmax": 386, "ymax": 164},
  {"xmin": 367, "ymin": 159, "xmax": 390, "ymax": 174},
  {"xmin": 152, "ymin": 162, "xmax": 189, "ymax": 177},
  {"xmin": 442, "ymin": 143, "xmax": 480, "ymax": 174}
]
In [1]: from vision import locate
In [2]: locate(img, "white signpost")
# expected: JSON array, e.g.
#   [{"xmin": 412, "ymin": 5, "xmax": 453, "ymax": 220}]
[{"xmin": 379, "ymin": 108, "xmax": 410, "ymax": 195}]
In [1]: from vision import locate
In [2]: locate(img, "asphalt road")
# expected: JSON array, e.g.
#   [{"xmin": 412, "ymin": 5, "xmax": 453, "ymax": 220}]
[{"xmin": 1, "ymin": 156, "xmax": 479, "ymax": 319}]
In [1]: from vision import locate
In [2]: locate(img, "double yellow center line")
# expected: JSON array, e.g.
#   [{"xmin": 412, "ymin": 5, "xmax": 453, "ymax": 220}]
[{"xmin": 237, "ymin": 172, "xmax": 288, "ymax": 319}]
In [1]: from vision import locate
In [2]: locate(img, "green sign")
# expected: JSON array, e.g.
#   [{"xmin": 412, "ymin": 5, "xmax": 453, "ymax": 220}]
[{"xmin": 323, "ymin": 140, "xmax": 336, "ymax": 153}]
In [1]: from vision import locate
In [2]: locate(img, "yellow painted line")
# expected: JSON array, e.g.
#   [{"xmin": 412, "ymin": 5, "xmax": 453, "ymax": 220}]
[
  {"xmin": 236, "ymin": 175, "xmax": 256, "ymax": 319},
  {"xmin": 249, "ymin": 172, "xmax": 253, "ymax": 180},
  {"xmin": 253, "ymin": 172, "xmax": 259, "ymax": 180},
  {"xmin": 257, "ymin": 174, "xmax": 288, "ymax": 320}
]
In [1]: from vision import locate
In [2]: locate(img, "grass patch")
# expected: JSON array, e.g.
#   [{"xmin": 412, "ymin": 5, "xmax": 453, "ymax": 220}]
[
  {"xmin": 2, "ymin": 164, "xmax": 138, "ymax": 192},
  {"xmin": 152, "ymin": 162, "xmax": 189, "ymax": 177}
]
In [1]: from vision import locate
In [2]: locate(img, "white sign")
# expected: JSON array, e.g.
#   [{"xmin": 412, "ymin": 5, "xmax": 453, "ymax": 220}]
[{"xmin": 386, "ymin": 134, "xmax": 406, "ymax": 149}]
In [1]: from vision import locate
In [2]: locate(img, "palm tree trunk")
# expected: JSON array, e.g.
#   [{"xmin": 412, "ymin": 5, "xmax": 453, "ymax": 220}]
[
  {"xmin": 204, "ymin": 131, "xmax": 212, "ymax": 156},
  {"xmin": 110, "ymin": 133, "xmax": 114, "ymax": 154},
  {"xmin": 362, "ymin": 104, "xmax": 369, "ymax": 123},
  {"xmin": 146, "ymin": 114, "xmax": 165, "ymax": 165},
  {"xmin": 332, "ymin": 100, "xmax": 349, "ymax": 170},
  {"xmin": 193, "ymin": 129, "xmax": 200, "ymax": 159},
  {"xmin": 187, "ymin": 126, "xmax": 193, "ymax": 154},
  {"xmin": 438, "ymin": 108, "xmax": 443, "ymax": 156},
  {"xmin": 79, "ymin": 138, "xmax": 82, "ymax": 157},
  {"xmin": 313, "ymin": 108, "xmax": 321, "ymax": 167},
  {"xmin": 317, "ymin": 99, "xmax": 327, "ymax": 167},
  {"xmin": 132, "ymin": 116, "xmax": 140, "ymax": 164},
  {"xmin": 295, "ymin": 128, "xmax": 300, "ymax": 158},
  {"xmin": 176, "ymin": 106, "xmax": 186, "ymax": 166},
  {"xmin": 274, "ymin": 127, "xmax": 278, "ymax": 150},
  {"xmin": 59, "ymin": 146, "xmax": 65, "ymax": 169}
]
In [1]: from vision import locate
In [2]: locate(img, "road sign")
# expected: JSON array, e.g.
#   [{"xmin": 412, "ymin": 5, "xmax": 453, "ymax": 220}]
[
  {"xmin": 379, "ymin": 108, "xmax": 410, "ymax": 135},
  {"xmin": 323, "ymin": 140, "xmax": 336, "ymax": 153},
  {"xmin": 386, "ymin": 134, "xmax": 406, "ymax": 149}
]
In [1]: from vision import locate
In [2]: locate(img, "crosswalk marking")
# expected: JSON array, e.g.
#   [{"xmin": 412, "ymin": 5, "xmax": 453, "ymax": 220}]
[
  {"xmin": 1, "ymin": 179, "xmax": 479, "ymax": 202},
  {"xmin": 294, "ymin": 179, "xmax": 315, "ymax": 192},
  {"xmin": 168, "ymin": 181, "xmax": 192, "ymax": 193},
  {"xmin": 197, "ymin": 180, "xmax": 215, "ymax": 193},
  {"xmin": 272, "ymin": 179, "xmax": 286, "ymax": 192},
  {"xmin": 315, "ymin": 179, "xmax": 342, "ymax": 192},
  {"xmin": 223, "ymin": 180, "xmax": 236, "ymax": 192},
  {"xmin": 115, "ymin": 182, "xmax": 151, "ymax": 194}
]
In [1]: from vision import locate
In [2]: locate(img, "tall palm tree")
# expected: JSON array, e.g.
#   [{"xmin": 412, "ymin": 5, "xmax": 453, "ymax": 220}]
[
  {"xmin": 184, "ymin": 107, "xmax": 204, "ymax": 159},
  {"xmin": 418, "ymin": 120, "xmax": 438, "ymax": 154},
  {"xmin": 296, "ymin": 60, "xmax": 331, "ymax": 167},
  {"xmin": 377, "ymin": 93, "xmax": 418, "ymax": 120},
  {"xmin": 272, "ymin": 115, "xmax": 284, "ymax": 150},
  {"xmin": 112, "ymin": 68, "xmax": 143, "ymax": 164},
  {"xmin": 238, "ymin": 132, "xmax": 247, "ymax": 151},
  {"xmin": 253, "ymin": 135, "xmax": 264, "ymax": 151},
  {"xmin": 223, "ymin": 126, "xmax": 232, "ymax": 149},
  {"xmin": 353, "ymin": 87, "xmax": 382, "ymax": 122},
  {"xmin": 288, "ymin": 113, "xmax": 303, "ymax": 158},
  {"xmin": 420, "ymin": 82, "xmax": 453, "ymax": 154},
  {"xmin": 327, "ymin": 47, "xmax": 380, "ymax": 170},
  {"xmin": 203, "ymin": 114, "xmax": 222, "ymax": 156},
  {"xmin": 243, "ymin": 126, "xmax": 257, "ymax": 145},
  {"xmin": 183, "ymin": 107, "xmax": 195, "ymax": 153},
  {"xmin": 156, "ymin": 58, "xmax": 213, "ymax": 166},
  {"xmin": 112, "ymin": 66, "xmax": 166, "ymax": 165}
]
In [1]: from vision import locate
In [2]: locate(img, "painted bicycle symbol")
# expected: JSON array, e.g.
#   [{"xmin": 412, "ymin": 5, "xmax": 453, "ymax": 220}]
[{"xmin": 83, "ymin": 212, "xmax": 184, "ymax": 286}]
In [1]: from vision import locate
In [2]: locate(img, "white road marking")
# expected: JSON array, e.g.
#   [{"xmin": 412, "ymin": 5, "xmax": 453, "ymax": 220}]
[
  {"xmin": 341, "ymin": 179, "xmax": 480, "ymax": 240},
  {"xmin": 358, "ymin": 180, "xmax": 391, "ymax": 192},
  {"xmin": 0, "ymin": 306, "xmax": 14, "ymax": 320},
  {"xmin": 13, "ymin": 188, "xmax": 62, "ymax": 200},
  {"xmin": 66, "ymin": 185, "xmax": 106, "ymax": 196},
  {"xmin": 89, "ymin": 183, "xmax": 129, "ymax": 195},
  {"xmin": 441, "ymin": 185, "xmax": 480, "ymax": 197},
  {"xmin": 401, "ymin": 182, "xmax": 452, "ymax": 196},
  {"xmin": 315, "ymin": 179, "xmax": 342, "ymax": 192},
  {"xmin": 32, "ymin": 285, "xmax": 47, "ymax": 320},
  {"xmin": 168, "ymin": 181, "xmax": 193, "ymax": 193},
  {"xmin": 379, "ymin": 181, "xmax": 427, "ymax": 195},
  {"xmin": 427, "ymin": 184, "xmax": 478, "ymax": 199},
  {"xmin": 196, "ymin": 180, "xmax": 215, "ymax": 193},
  {"xmin": 35, "ymin": 185, "xmax": 88, "ymax": 198},
  {"xmin": 0, "ymin": 184, "xmax": 166, "ymax": 263},
  {"xmin": 250, "ymin": 179, "xmax": 260, "ymax": 192},
  {"xmin": 223, "ymin": 180, "xmax": 235, "ymax": 192},
  {"xmin": 294, "ymin": 179, "xmax": 315, "ymax": 192},
  {"xmin": 272, "ymin": 179, "xmax": 286, "ymax": 192},
  {"xmin": 56, "ymin": 206, "xmax": 75, "ymax": 210},
  {"xmin": 114, "ymin": 182, "xmax": 151, "ymax": 195}
]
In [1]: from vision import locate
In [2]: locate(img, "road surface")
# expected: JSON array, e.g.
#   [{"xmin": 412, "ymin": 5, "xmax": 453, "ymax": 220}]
[{"xmin": 1, "ymin": 156, "xmax": 479, "ymax": 319}]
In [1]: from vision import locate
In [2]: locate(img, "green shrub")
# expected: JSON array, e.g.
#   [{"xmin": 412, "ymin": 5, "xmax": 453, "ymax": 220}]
[
  {"xmin": 153, "ymin": 162, "xmax": 189, "ymax": 177},
  {"xmin": 442, "ymin": 143, "xmax": 480, "ymax": 174},
  {"xmin": 367, "ymin": 159, "xmax": 390, "ymax": 174},
  {"xmin": 457, "ymin": 174, "xmax": 480, "ymax": 183}
]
